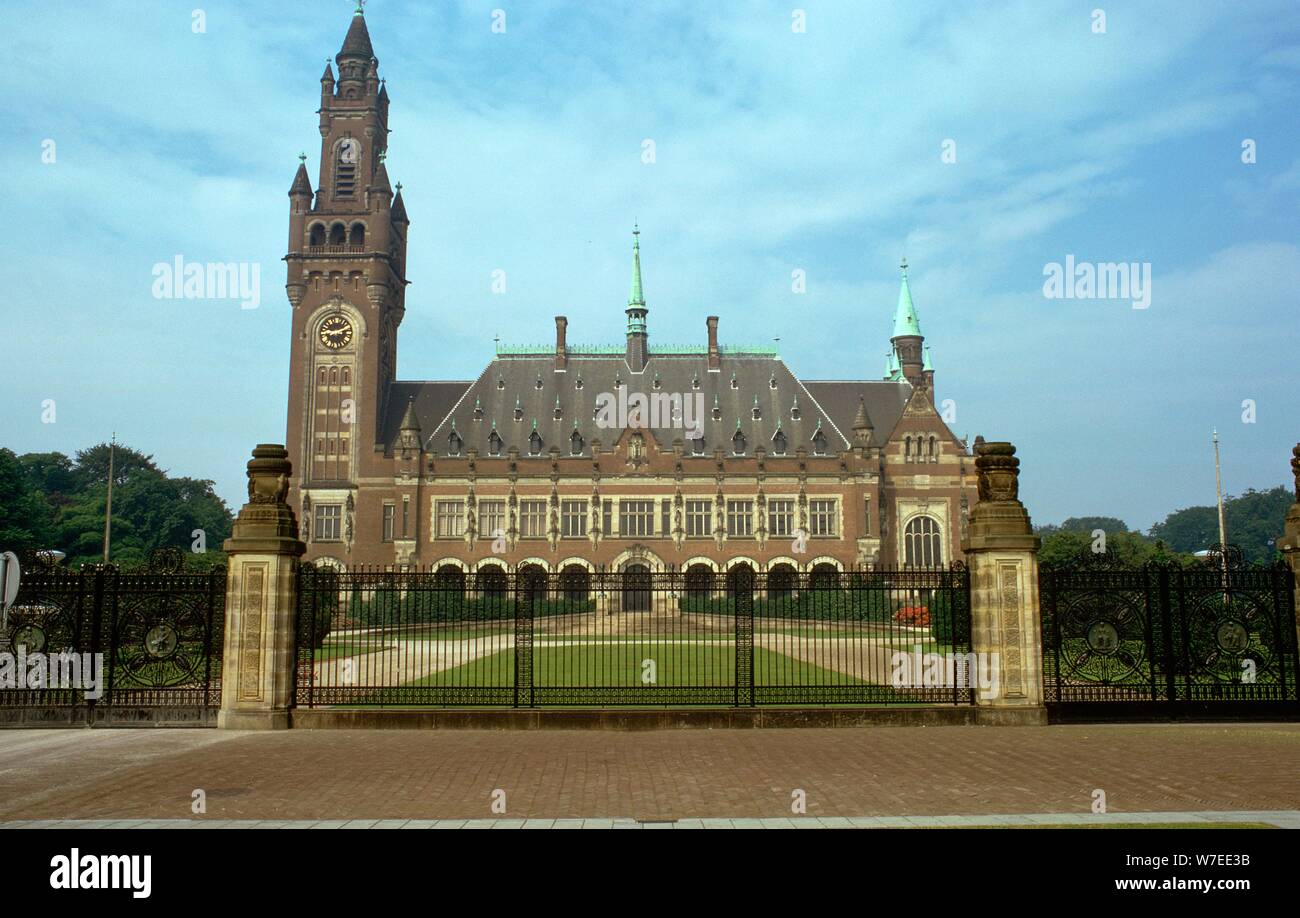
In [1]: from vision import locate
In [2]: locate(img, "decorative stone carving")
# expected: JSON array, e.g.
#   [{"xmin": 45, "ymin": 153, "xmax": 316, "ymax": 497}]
[{"xmin": 974, "ymin": 440, "xmax": 1020, "ymax": 503}]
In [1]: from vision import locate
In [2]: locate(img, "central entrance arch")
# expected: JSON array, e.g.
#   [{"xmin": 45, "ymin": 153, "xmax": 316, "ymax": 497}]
[{"xmin": 623, "ymin": 563, "xmax": 651, "ymax": 612}]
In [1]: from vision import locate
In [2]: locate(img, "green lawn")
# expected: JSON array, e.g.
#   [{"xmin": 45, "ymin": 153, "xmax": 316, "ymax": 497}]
[{"xmin": 408, "ymin": 644, "xmax": 866, "ymax": 688}]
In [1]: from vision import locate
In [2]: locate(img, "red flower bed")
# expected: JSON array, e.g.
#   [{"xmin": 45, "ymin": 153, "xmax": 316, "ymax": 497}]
[{"xmin": 893, "ymin": 605, "xmax": 930, "ymax": 627}]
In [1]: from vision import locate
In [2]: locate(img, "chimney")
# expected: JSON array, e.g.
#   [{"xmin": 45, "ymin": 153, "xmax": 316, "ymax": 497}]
[
  {"xmin": 707, "ymin": 316, "xmax": 720, "ymax": 371},
  {"xmin": 555, "ymin": 316, "xmax": 568, "ymax": 370}
]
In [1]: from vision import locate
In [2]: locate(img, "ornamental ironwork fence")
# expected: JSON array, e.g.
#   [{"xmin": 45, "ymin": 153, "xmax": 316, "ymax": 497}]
[
  {"xmin": 0, "ymin": 549, "xmax": 226, "ymax": 726},
  {"xmin": 1040, "ymin": 547, "xmax": 1299, "ymax": 716},
  {"xmin": 293, "ymin": 564, "xmax": 974, "ymax": 707}
]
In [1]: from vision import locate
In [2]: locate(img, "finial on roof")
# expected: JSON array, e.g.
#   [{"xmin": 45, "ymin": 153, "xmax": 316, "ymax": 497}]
[
  {"xmin": 355, "ymin": 0, "xmax": 366, "ymax": 15},
  {"xmin": 298, "ymin": 151, "xmax": 306, "ymax": 164}
]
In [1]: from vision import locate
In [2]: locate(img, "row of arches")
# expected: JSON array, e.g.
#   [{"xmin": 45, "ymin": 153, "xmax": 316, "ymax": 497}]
[{"xmin": 308, "ymin": 221, "xmax": 365, "ymax": 247}]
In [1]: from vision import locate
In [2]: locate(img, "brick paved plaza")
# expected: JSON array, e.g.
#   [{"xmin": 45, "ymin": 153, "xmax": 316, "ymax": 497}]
[{"xmin": 1, "ymin": 724, "xmax": 1297, "ymax": 823}]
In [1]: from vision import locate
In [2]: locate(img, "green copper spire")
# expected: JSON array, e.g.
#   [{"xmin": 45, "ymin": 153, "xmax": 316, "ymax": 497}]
[
  {"xmin": 891, "ymin": 257, "xmax": 922, "ymax": 339},
  {"xmin": 923, "ymin": 345, "xmax": 933, "ymax": 372},
  {"xmin": 625, "ymin": 223, "xmax": 648, "ymax": 337},
  {"xmin": 628, "ymin": 224, "xmax": 645, "ymax": 307}
]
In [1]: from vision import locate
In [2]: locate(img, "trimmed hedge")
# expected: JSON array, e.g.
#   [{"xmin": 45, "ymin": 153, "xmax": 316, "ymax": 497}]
[
  {"xmin": 681, "ymin": 588, "xmax": 896, "ymax": 621},
  {"xmin": 345, "ymin": 590, "xmax": 594, "ymax": 626}
]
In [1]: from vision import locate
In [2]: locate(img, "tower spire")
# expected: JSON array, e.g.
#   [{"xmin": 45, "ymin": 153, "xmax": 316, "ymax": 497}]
[
  {"xmin": 628, "ymin": 223, "xmax": 645, "ymax": 309},
  {"xmin": 890, "ymin": 258, "xmax": 925, "ymax": 385},
  {"xmin": 624, "ymin": 223, "xmax": 649, "ymax": 371}
]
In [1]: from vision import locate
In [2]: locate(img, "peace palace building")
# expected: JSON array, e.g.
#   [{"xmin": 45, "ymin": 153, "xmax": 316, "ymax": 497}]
[{"xmin": 284, "ymin": 10, "xmax": 979, "ymax": 583}]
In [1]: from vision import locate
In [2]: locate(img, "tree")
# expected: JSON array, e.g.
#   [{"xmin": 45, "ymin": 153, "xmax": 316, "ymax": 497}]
[
  {"xmin": 1150, "ymin": 486, "xmax": 1291, "ymax": 562},
  {"xmin": 0, "ymin": 448, "xmax": 56, "ymax": 553},
  {"xmin": 5, "ymin": 442, "xmax": 234, "ymax": 569}
]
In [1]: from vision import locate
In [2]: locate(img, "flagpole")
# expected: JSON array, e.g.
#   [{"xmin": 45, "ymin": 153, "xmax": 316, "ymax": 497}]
[
  {"xmin": 103, "ymin": 433, "xmax": 116, "ymax": 564},
  {"xmin": 1212, "ymin": 429, "xmax": 1229, "ymax": 595}
]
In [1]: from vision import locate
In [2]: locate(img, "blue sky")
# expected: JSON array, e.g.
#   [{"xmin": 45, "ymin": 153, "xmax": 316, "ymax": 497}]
[{"xmin": 4, "ymin": 0, "xmax": 1299, "ymax": 530}]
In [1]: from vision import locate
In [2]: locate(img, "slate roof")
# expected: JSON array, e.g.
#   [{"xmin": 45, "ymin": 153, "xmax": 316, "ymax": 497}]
[
  {"xmin": 377, "ymin": 351, "xmax": 931, "ymax": 459},
  {"xmin": 338, "ymin": 13, "xmax": 375, "ymax": 61}
]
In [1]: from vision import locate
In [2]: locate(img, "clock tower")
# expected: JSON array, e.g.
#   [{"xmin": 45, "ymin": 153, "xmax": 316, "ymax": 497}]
[{"xmin": 283, "ymin": 6, "xmax": 409, "ymax": 552}]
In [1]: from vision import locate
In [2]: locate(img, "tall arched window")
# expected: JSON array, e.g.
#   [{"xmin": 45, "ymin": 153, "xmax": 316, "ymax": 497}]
[
  {"xmin": 349, "ymin": 222, "xmax": 365, "ymax": 246},
  {"xmin": 904, "ymin": 516, "xmax": 943, "ymax": 569},
  {"xmin": 329, "ymin": 222, "xmax": 346, "ymax": 245},
  {"xmin": 309, "ymin": 224, "xmax": 326, "ymax": 246}
]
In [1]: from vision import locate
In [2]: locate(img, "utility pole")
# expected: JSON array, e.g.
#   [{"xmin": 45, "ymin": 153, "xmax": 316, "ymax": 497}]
[{"xmin": 102, "ymin": 433, "xmax": 116, "ymax": 564}]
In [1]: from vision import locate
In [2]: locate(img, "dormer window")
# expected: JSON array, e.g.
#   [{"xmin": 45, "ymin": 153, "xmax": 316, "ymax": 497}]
[
  {"xmin": 730, "ymin": 374, "xmax": 738, "ymax": 390},
  {"xmin": 652, "ymin": 374, "xmax": 662, "ymax": 390},
  {"xmin": 691, "ymin": 374, "xmax": 700, "ymax": 390},
  {"xmin": 488, "ymin": 429, "xmax": 503, "ymax": 456},
  {"xmin": 535, "ymin": 374, "xmax": 544, "ymax": 390},
  {"xmin": 514, "ymin": 399, "xmax": 523, "ymax": 421},
  {"xmin": 752, "ymin": 398, "xmax": 761, "ymax": 420},
  {"xmin": 497, "ymin": 377, "xmax": 505, "ymax": 390},
  {"xmin": 447, "ymin": 429, "xmax": 463, "ymax": 456},
  {"xmin": 772, "ymin": 430, "xmax": 787, "ymax": 456},
  {"xmin": 732, "ymin": 429, "xmax": 746, "ymax": 455},
  {"xmin": 575, "ymin": 376, "xmax": 584, "ymax": 390},
  {"xmin": 769, "ymin": 375, "xmax": 777, "ymax": 390},
  {"xmin": 791, "ymin": 403, "xmax": 801, "ymax": 420},
  {"xmin": 473, "ymin": 399, "xmax": 483, "ymax": 420},
  {"xmin": 529, "ymin": 429, "xmax": 543, "ymax": 456},
  {"xmin": 812, "ymin": 428, "xmax": 827, "ymax": 456},
  {"xmin": 692, "ymin": 436, "xmax": 705, "ymax": 455},
  {"xmin": 570, "ymin": 430, "xmax": 584, "ymax": 456},
  {"xmin": 554, "ymin": 398, "xmax": 563, "ymax": 420}
]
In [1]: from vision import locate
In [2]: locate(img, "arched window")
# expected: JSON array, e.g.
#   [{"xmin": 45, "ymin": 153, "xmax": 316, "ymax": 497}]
[
  {"xmin": 732, "ymin": 429, "xmax": 746, "ymax": 455},
  {"xmin": 904, "ymin": 516, "xmax": 943, "ymax": 569},
  {"xmin": 447, "ymin": 429, "xmax": 463, "ymax": 456},
  {"xmin": 476, "ymin": 564, "xmax": 507, "ymax": 601},
  {"xmin": 929, "ymin": 436, "xmax": 939, "ymax": 462},
  {"xmin": 341, "ymin": 367, "xmax": 350, "ymax": 385},
  {"xmin": 488, "ymin": 429, "xmax": 502, "ymax": 456},
  {"xmin": 767, "ymin": 563, "xmax": 797, "ymax": 601},
  {"xmin": 904, "ymin": 436, "xmax": 912, "ymax": 461},
  {"xmin": 772, "ymin": 430, "xmax": 787, "ymax": 456},
  {"xmin": 529, "ymin": 429, "xmax": 543, "ymax": 455},
  {"xmin": 329, "ymin": 367, "xmax": 338, "ymax": 384},
  {"xmin": 811, "ymin": 428, "xmax": 827, "ymax": 456},
  {"xmin": 349, "ymin": 223, "xmax": 365, "ymax": 246},
  {"xmin": 570, "ymin": 430, "xmax": 583, "ymax": 456},
  {"xmin": 329, "ymin": 222, "xmax": 346, "ymax": 245},
  {"xmin": 318, "ymin": 368, "xmax": 327, "ymax": 384},
  {"xmin": 309, "ymin": 224, "xmax": 326, "ymax": 246}
]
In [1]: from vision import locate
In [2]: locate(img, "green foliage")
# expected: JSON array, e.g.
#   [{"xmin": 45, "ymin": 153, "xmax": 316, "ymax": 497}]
[
  {"xmin": 1150, "ymin": 486, "xmax": 1291, "ymax": 563},
  {"xmin": 0, "ymin": 442, "xmax": 234, "ymax": 569},
  {"xmin": 928, "ymin": 588, "xmax": 968, "ymax": 646},
  {"xmin": 1037, "ymin": 528, "xmax": 1189, "ymax": 566},
  {"xmin": 0, "ymin": 449, "xmax": 55, "ymax": 552},
  {"xmin": 681, "ymin": 587, "xmax": 895, "ymax": 620},
  {"xmin": 344, "ymin": 588, "xmax": 594, "ymax": 626}
]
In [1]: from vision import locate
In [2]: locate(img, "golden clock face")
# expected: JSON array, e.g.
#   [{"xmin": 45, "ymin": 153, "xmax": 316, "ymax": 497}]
[{"xmin": 319, "ymin": 315, "xmax": 353, "ymax": 350}]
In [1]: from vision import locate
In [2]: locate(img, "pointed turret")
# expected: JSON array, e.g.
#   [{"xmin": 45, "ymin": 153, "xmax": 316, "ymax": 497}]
[
  {"xmin": 391, "ymin": 183, "xmax": 409, "ymax": 224},
  {"xmin": 852, "ymin": 396, "xmax": 874, "ymax": 448},
  {"xmin": 625, "ymin": 224, "xmax": 649, "ymax": 372},
  {"xmin": 890, "ymin": 257, "xmax": 925, "ymax": 385},
  {"xmin": 335, "ymin": 5, "xmax": 376, "ymax": 93},
  {"xmin": 289, "ymin": 154, "xmax": 312, "ymax": 198},
  {"xmin": 338, "ymin": 5, "xmax": 375, "ymax": 62},
  {"xmin": 397, "ymin": 396, "xmax": 421, "ymax": 454}
]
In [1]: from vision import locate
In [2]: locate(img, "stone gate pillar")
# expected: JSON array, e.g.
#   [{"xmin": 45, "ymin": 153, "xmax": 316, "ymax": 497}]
[
  {"xmin": 218, "ymin": 444, "xmax": 305, "ymax": 729},
  {"xmin": 961, "ymin": 440, "xmax": 1046, "ymax": 722},
  {"xmin": 1278, "ymin": 444, "xmax": 1300, "ymax": 654}
]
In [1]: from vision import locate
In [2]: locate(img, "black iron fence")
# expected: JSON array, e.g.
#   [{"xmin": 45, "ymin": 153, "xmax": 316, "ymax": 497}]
[
  {"xmin": 0, "ymin": 550, "xmax": 225, "ymax": 726},
  {"xmin": 1041, "ymin": 548, "xmax": 1299, "ymax": 716},
  {"xmin": 294, "ymin": 564, "xmax": 975, "ymax": 707}
]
